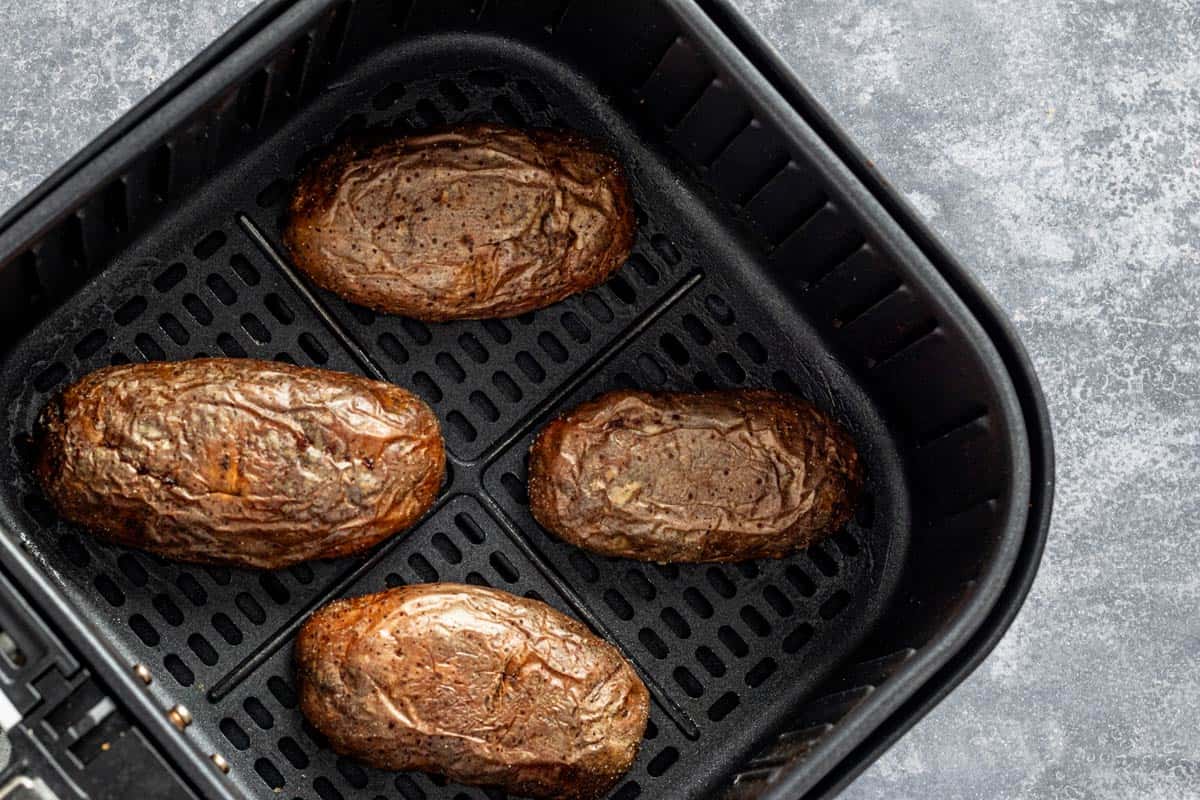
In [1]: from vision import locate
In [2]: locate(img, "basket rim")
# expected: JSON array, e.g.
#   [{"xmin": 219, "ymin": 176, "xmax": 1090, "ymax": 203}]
[{"xmin": 0, "ymin": 2, "xmax": 1055, "ymax": 798}]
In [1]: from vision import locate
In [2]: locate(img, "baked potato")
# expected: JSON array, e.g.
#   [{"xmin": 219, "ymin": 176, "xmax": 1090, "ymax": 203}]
[
  {"xmin": 33, "ymin": 358, "xmax": 443, "ymax": 569},
  {"xmin": 529, "ymin": 389, "xmax": 862, "ymax": 562},
  {"xmin": 296, "ymin": 583, "xmax": 649, "ymax": 799},
  {"xmin": 284, "ymin": 123, "xmax": 635, "ymax": 320}
]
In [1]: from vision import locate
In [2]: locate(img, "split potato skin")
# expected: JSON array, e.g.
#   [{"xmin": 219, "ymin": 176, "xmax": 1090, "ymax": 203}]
[
  {"xmin": 34, "ymin": 358, "xmax": 444, "ymax": 569},
  {"xmin": 296, "ymin": 583, "xmax": 649, "ymax": 800},
  {"xmin": 284, "ymin": 123, "xmax": 635, "ymax": 320},
  {"xmin": 529, "ymin": 389, "xmax": 862, "ymax": 563}
]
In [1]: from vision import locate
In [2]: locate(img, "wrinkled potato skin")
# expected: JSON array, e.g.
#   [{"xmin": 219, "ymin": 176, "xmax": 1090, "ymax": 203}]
[
  {"xmin": 529, "ymin": 390, "xmax": 862, "ymax": 563},
  {"xmin": 34, "ymin": 359, "xmax": 443, "ymax": 569},
  {"xmin": 297, "ymin": 584, "xmax": 649, "ymax": 800},
  {"xmin": 284, "ymin": 123, "xmax": 635, "ymax": 320}
]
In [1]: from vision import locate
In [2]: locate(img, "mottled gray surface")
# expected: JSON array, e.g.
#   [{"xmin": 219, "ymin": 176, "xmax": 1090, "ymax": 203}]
[
  {"xmin": 1, "ymin": 1, "xmax": 1197, "ymax": 799},
  {"xmin": 0, "ymin": 0, "xmax": 260, "ymax": 212}
]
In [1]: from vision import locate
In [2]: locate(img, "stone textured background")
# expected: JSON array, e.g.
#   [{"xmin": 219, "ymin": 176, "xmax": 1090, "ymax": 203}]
[{"xmin": 1, "ymin": 1, "xmax": 1197, "ymax": 798}]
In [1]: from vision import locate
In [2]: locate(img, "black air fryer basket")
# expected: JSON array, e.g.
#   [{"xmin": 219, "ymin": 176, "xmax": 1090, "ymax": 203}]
[{"xmin": 0, "ymin": 2, "xmax": 1053, "ymax": 798}]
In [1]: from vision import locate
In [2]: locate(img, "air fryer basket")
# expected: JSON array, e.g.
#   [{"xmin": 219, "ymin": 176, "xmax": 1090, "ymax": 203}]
[{"xmin": 0, "ymin": 2, "xmax": 1052, "ymax": 799}]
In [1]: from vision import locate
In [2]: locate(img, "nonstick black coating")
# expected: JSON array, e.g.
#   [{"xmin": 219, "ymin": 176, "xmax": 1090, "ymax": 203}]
[
  {"xmin": 0, "ymin": 33, "xmax": 906, "ymax": 800},
  {"xmin": 0, "ymin": 3, "xmax": 1045, "ymax": 798}
]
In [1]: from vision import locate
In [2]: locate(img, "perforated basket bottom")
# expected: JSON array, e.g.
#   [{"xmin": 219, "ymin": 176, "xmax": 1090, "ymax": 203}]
[{"xmin": 0, "ymin": 34, "xmax": 909, "ymax": 800}]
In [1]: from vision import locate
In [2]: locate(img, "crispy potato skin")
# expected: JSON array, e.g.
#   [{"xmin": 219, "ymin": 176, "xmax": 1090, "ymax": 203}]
[
  {"xmin": 283, "ymin": 123, "xmax": 635, "ymax": 320},
  {"xmin": 296, "ymin": 584, "xmax": 649, "ymax": 800},
  {"xmin": 33, "ymin": 358, "xmax": 443, "ymax": 569},
  {"xmin": 528, "ymin": 390, "xmax": 862, "ymax": 563}
]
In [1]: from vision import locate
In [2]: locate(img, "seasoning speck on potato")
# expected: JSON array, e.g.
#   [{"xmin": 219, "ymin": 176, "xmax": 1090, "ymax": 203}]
[
  {"xmin": 284, "ymin": 123, "xmax": 635, "ymax": 320},
  {"xmin": 297, "ymin": 583, "xmax": 649, "ymax": 800},
  {"xmin": 34, "ymin": 358, "xmax": 444, "ymax": 569},
  {"xmin": 529, "ymin": 389, "xmax": 862, "ymax": 563}
]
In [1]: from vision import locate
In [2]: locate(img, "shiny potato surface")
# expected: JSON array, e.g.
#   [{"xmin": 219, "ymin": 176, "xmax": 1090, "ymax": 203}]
[
  {"xmin": 528, "ymin": 389, "xmax": 862, "ymax": 563},
  {"xmin": 296, "ymin": 583, "xmax": 649, "ymax": 800},
  {"xmin": 34, "ymin": 358, "xmax": 443, "ymax": 569},
  {"xmin": 283, "ymin": 123, "xmax": 635, "ymax": 320}
]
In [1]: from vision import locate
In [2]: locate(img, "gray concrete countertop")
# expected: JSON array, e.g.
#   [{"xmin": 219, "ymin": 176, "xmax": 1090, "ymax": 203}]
[{"xmin": 1, "ymin": 2, "xmax": 1197, "ymax": 799}]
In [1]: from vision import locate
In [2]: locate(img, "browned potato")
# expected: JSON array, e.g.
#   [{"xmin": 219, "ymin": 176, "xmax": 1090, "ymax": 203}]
[
  {"xmin": 529, "ymin": 389, "xmax": 862, "ymax": 563},
  {"xmin": 296, "ymin": 583, "xmax": 649, "ymax": 800},
  {"xmin": 283, "ymin": 123, "xmax": 635, "ymax": 320},
  {"xmin": 33, "ymin": 358, "xmax": 443, "ymax": 569}
]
